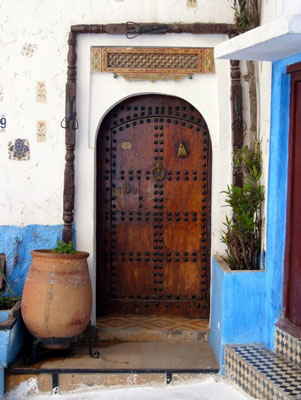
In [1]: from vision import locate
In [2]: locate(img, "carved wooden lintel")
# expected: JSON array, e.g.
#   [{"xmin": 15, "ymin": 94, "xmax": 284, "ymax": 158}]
[{"xmin": 71, "ymin": 22, "xmax": 237, "ymax": 36}]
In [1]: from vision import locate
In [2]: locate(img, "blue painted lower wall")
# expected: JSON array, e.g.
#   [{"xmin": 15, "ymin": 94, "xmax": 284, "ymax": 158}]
[
  {"xmin": 265, "ymin": 52, "xmax": 301, "ymax": 349},
  {"xmin": 0, "ymin": 366, "xmax": 3, "ymax": 399},
  {"xmin": 209, "ymin": 257, "xmax": 266, "ymax": 372},
  {"xmin": 0, "ymin": 225, "xmax": 64, "ymax": 297}
]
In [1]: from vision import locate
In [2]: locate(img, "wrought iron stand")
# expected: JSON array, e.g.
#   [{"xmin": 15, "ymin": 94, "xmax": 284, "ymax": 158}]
[{"xmin": 26, "ymin": 330, "xmax": 100, "ymax": 365}]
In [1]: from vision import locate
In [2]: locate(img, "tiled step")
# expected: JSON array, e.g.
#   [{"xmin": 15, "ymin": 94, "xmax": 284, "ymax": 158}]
[
  {"xmin": 275, "ymin": 326, "xmax": 301, "ymax": 369},
  {"xmin": 225, "ymin": 344, "xmax": 301, "ymax": 400},
  {"xmin": 6, "ymin": 340, "xmax": 218, "ymax": 395},
  {"xmin": 96, "ymin": 315, "xmax": 209, "ymax": 342}
]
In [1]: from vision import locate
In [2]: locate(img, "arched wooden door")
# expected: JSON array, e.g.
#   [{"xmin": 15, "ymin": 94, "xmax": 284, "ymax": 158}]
[{"xmin": 96, "ymin": 95, "xmax": 211, "ymax": 318}]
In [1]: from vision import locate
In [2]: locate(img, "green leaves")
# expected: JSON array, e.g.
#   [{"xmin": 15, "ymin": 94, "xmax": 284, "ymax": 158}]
[
  {"xmin": 221, "ymin": 144, "xmax": 264, "ymax": 270},
  {"xmin": 0, "ymin": 296, "xmax": 21, "ymax": 310},
  {"xmin": 229, "ymin": 0, "xmax": 259, "ymax": 33},
  {"xmin": 0, "ymin": 258, "xmax": 21, "ymax": 310},
  {"xmin": 51, "ymin": 240, "xmax": 77, "ymax": 254}
]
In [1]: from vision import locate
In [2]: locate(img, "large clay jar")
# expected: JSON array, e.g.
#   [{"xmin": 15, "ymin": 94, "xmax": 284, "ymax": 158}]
[{"xmin": 21, "ymin": 250, "xmax": 92, "ymax": 344}]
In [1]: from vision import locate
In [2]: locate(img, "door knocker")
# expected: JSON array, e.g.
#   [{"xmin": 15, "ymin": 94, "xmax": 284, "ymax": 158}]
[
  {"xmin": 177, "ymin": 140, "xmax": 188, "ymax": 158},
  {"xmin": 152, "ymin": 161, "xmax": 166, "ymax": 181}
]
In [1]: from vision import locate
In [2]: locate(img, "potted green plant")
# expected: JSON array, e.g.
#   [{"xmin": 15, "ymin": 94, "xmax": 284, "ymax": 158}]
[
  {"xmin": 221, "ymin": 142, "xmax": 264, "ymax": 270},
  {"xmin": 21, "ymin": 240, "xmax": 92, "ymax": 349},
  {"xmin": 209, "ymin": 143, "xmax": 266, "ymax": 368}
]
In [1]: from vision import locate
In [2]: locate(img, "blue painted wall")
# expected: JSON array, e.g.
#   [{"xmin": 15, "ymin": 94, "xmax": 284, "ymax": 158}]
[
  {"xmin": 265, "ymin": 52, "xmax": 301, "ymax": 349},
  {"xmin": 223, "ymin": 268, "xmax": 266, "ymax": 344},
  {"xmin": 209, "ymin": 257, "xmax": 266, "ymax": 372},
  {"xmin": 0, "ymin": 314, "xmax": 25, "ymax": 367},
  {"xmin": 210, "ymin": 53, "xmax": 301, "ymax": 371},
  {"xmin": 0, "ymin": 366, "xmax": 3, "ymax": 399},
  {"xmin": 0, "ymin": 225, "xmax": 63, "ymax": 297},
  {"xmin": 0, "ymin": 309, "xmax": 26, "ymax": 398}
]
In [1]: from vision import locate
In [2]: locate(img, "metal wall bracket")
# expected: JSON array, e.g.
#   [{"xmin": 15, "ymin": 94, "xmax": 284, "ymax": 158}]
[{"xmin": 166, "ymin": 371, "xmax": 173, "ymax": 384}]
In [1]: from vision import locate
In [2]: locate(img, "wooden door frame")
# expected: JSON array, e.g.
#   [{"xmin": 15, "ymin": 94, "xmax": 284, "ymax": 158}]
[
  {"xmin": 60, "ymin": 22, "xmax": 242, "ymax": 244},
  {"xmin": 95, "ymin": 93, "xmax": 212, "ymax": 318},
  {"xmin": 278, "ymin": 62, "xmax": 301, "ymax": 338}
]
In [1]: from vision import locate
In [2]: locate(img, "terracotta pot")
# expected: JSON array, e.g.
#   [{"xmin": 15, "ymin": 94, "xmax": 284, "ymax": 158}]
[{"xmin": 21, "ymin": 250, "xmax": 92, "ymax": 344}]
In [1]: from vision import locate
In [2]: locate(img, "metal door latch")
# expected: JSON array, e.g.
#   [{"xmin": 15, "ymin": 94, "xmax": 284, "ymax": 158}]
[
  {"xmin": 166, "ymin": 371, "xmax": 172, "ymax": 384},
  {"xmin": 124, "ymin": 183, "xmax": 130, "ymax": 193}
]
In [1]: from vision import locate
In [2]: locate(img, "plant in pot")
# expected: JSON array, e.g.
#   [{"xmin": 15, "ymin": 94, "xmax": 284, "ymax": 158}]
[
  {"xmin": 0, "ymin": 260, "xmax": 21, "ymax": 310},
  {"xmin": 221, "ymin": 142, "xmax": 264, "ymax": 270},
  {"xmin": 21, "ymin": 240, "xmax": 92, "ymax": 355}
]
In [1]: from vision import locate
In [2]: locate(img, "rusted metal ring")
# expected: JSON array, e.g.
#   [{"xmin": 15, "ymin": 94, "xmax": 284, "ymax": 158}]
[{"xmin": 152, "ymin": 162, "xmax": 166, "ymax": 181}]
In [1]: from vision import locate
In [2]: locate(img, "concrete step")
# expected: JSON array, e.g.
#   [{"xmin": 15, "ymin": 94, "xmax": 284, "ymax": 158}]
[
  {"xmin": 6, "ymin": 340, "xmax": 218, "ymax": 395},
  {"xmin": 96, "ymin": 315, "xmax": 209, "ymax": 342},
  {"xmin": 225, "ymin": 344, "xmax": 301, "ymax": 400}
]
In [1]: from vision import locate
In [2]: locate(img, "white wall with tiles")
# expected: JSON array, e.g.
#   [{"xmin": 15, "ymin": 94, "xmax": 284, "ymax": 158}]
[
  {"xmin": 0, "ymin": 0, "xmax": 233, "ymax": 235},
  {"xmin": 0, "ymin": 0, "xmax": 233, "ymax": 223}
]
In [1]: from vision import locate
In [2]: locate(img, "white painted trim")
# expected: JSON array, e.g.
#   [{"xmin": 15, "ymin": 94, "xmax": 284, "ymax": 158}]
[{"xmin": 215, "ymin": 16, "xmax": 301, "ymax": 61}]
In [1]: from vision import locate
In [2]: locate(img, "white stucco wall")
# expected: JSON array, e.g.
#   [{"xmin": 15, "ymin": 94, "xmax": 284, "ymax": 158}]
[
  {"xmin": 257, "ymin": 61, "xmax": 272, "ymax": 249},
  {"xmin": 260, "ymin": 0, "xmax": 276, "ymax": 25},
  {"xmin": 261, "ymin": 0, "xmax": 301, "ymax": 24},
  {"xmin": 275, "ymin": 0, "xmax": 301, "ymax": 18}
]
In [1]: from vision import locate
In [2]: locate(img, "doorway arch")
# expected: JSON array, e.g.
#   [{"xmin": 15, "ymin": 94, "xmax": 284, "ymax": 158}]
[{"xmin": 96, "ymin": 94, "xmax": 211, "ymax": 318}]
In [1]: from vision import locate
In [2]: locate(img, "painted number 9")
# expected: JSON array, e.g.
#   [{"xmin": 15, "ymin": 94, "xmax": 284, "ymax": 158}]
[{"xmin": 0, "ymin": 117, "xmax": 6, "ymax": 129}]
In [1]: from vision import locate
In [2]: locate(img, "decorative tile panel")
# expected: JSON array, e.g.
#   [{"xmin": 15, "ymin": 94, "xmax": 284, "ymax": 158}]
[
  {"xmin": 187, "ymin": 0, "xmax": 197, "ymax": 7},
  {"xmin": 36, "ymin": 81, "xmax": 47, "ymax": 103},
  {"xmin": 36, "ymin": 121, "xmax": 47, "ymax": 142},
  {"xmin": 225, "ymin": 344, "xmax": 301, "ymax": 400},
  {"xmin": 275, "ymin": 327, "xmax": 301, "ymax": 369},
  {"xmin": 91, "ymin": 47, "xmax": 215, "ymax": 80},
  {"xmin": 8, "ymin": 139, "xmax": 30, "ymax": 161},
  {"xmin": 97, "ymin": 315, "xmax": 208, "ymax": 331},
  {"xmin": 21, "ymin": 43, "xmax": 37, "ymax": 58}
]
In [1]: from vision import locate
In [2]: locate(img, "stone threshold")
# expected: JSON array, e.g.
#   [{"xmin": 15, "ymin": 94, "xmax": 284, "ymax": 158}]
[{"xmin": 6, "ymin": 339, "xmax": 218, "ymax": 395}]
